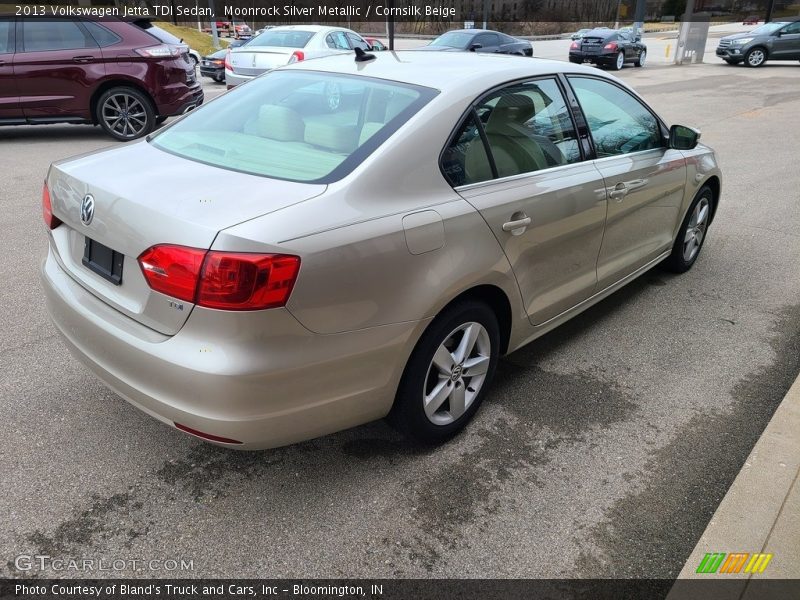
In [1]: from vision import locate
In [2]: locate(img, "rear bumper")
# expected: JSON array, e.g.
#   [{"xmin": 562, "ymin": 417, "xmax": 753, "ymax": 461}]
[
  {"xmin": 41, "ymin": 246, "xmax": 424, "ymax": 449},
  {"xmin": 200, "ymin": 65, "xmax": 223, "ymax": 79},
  {"xmin": 224, "ymin": 69, "xmax": 256, "ymax": 88},
  {"xmin": 154, "ymin": 81, "xmax": 204, "ymax": 117},
  {"xmin": 569, "ymin": 52, "xmax": 615, "ymax": 65}
]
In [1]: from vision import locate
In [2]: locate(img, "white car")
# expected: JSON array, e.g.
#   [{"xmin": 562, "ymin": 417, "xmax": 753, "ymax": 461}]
[{"xmin": 225, "ymin": 25, "xmax": 372, "ymax": 88}]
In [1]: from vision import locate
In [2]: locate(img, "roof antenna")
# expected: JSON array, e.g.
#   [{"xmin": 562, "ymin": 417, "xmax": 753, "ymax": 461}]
[{"xmin": 354, "ymin": 47, "xmax": 376, "ymax": 62}]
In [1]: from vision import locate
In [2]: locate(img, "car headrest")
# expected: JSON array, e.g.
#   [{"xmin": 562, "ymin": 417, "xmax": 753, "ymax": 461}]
[
  {"xmin": 304, "ymin": 121, "xmax": 359, "ymax": 154},
  {"xmin": 486, "ymin": 93, "xmax": 539, "ymax": 133},
  {"xmin": 244, "ymin": 105, "xmax": 305, "ymax": 141}
]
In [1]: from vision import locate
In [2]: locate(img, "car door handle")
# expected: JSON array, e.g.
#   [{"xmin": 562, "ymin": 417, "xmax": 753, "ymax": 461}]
[
  {"xmin": 502, "ymin": 214, "xmax": 532, "ymax": 233},
  {"xmin": 608, "ymin": 182, "xmax": 629, "ymax": 201},
  {"xmin": 73, "ymin": 55, "xmax": 94, "ymax": 63}
]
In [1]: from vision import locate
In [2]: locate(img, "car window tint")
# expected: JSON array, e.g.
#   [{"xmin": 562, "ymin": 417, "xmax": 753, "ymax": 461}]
[
  {"xmin": 151, "ymin": 71, "xmax": 436, "ymax": 183},
  {"xmin": 475, "ymin": 33, "xmax": 499, "ymax": 46},
  {"xmin": 569, "ymin": 77, "xmax": 662, "ymax": 158},
  {"xmin": 442, "ymin": 113, "xmax": 493, "ymax": 186},
  {"xmin": 476, "ymin": 78, "xmax": 581, "ymax": 178},
  {"xmin": 326, "ymin": 31, "xmax": 350, "ymax": 50},
  {"xmin": 0, "ymin": 19, "xmax": 12, "ymax": 53},
  {"xmin": 22, "ymin": 19, "xmax": 97, "ymax": 52},
  {"xmin": 83, "ymin": 21, "xmax": 121, "ymax": 47}
]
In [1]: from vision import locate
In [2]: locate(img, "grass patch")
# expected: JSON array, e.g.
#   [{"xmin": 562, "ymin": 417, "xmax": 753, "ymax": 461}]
[{"xmin": 157, "ymin": 22, "xmax": 230, "ymax": 56}]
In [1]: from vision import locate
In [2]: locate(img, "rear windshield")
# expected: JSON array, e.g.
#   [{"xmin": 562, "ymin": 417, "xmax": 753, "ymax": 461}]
[
  {"xmin": 248, "ymin": 29, "xmax": 315, "ymax": 48},
  {"xmin": 150, "ymin": 70, "xmax": 438, "ymax": 183},
  {"xmin": 134, "ymin": 20, "xmax": 182, "ymax": 45}
]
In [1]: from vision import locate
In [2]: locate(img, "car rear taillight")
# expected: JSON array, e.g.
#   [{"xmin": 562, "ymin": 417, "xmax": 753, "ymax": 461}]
[
  {"xmin": 288, "ymin": 50, "xmax": 305, "ymax": 64},
  {"xmin": 224, "ymin": 49, "xmax": 232, "ymax": 70},
  {"xmin": 138, "ymin": 245, "xmax": 206, "ymax": 303},
  {"xmin": 135, "ymin": 44, "xmax": 181, "ymax": 58},
  {"xmin": 604, "ymin": 42, "xmax": 618, "ymax": 50},
  {"xmin": 42, "ymin": 183, "xmax": 62, "ymax": 230},
  {"xmin": 137, "ymin": 245, "xmax": 301, "ymax": 311},
  {"xmin": 570, "ymin": 41, "xmax": 579, "ymax": 50}
]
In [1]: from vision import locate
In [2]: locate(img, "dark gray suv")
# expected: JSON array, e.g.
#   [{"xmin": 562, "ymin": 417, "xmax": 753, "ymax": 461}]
[{"xmin": 716, "ymin": 18, "xmax": 800, "ymax": 67}]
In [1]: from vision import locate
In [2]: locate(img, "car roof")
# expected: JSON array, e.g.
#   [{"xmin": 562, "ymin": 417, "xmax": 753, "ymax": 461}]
[
  {"xmin": 267, "ymin": 24, "xmax": 345, "ymax": 33},
  {"xmin": 286, "ymin": 50, "xmax": 604, "ymax": 91}
]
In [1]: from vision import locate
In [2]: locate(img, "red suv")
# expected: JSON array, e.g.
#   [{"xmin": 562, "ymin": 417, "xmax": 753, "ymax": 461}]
[{"xmin": 0, "ymin": 17, "xmax": 203, "ymax": 141}]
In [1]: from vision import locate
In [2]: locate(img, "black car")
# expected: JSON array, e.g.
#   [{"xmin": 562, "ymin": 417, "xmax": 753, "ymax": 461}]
[
  {"xmin": 199, "ymin": 39, "xmax": 247, "ymax": 83},
  {"xmin": 569, "ymin": 28, "xmax": 647, "ymax": 70},
  {"xmin": 422, "ymin": 29, "xmax": 533, "ymax": 56}
]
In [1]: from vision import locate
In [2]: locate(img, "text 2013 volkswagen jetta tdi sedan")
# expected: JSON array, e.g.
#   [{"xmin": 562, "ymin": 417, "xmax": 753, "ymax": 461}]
[{"xmin": 41, "ymin": 52, "xmax": 721, "ymax": 449}]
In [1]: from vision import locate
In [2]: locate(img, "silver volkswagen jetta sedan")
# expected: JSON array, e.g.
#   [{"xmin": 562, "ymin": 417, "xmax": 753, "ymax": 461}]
[{"xmin": 41, "ymin": 52, "xmax": 721, "ymax": 449}]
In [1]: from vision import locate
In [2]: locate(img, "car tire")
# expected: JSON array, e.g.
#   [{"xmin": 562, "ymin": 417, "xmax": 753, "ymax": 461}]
[
  {"xmin": 389, "ymin": 300, "xmax": 500, "ymax": 444},
  {"xmin": 744, "ymin": 47, "xmax": 767, "ymax": 67},
  {"xmin": 662, "ymin": 185, "xmax": 714, "ymax": 273},
  {"xmin": 190, "ymin": 55, "xmax": 199, "ymax": 69},
  {"xmin": 613, "ymin": 50, "xmax": 625, "ymax": 70},
  {"xmin": 634, "ymin": 49, "xmax": 646, "ymax": 67},
  {"xmin": 95, "ymin": 86, "xmax": 156, "ymax": 142}
]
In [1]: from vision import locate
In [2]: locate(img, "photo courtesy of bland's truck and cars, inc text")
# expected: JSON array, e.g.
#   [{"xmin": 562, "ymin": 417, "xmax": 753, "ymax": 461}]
[{"xmin": 1, "ymin": 0, "xmax": 799, "ymax": 598}]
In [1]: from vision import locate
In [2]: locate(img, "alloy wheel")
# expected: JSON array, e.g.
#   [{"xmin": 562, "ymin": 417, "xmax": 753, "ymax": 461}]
[
  {"xmin": 101, "ymin": 93, "xmax": 148, "ymax": 139},
  {"xmin": 638, "ymin": 50, "xmax": 647, "ymax": 66},
  {"xmin": 747, "ymin": 48, "xmax": 765, "ymax": 66},
  {"xmin": 683, "ymin": 197, "xmax": 710, "ymax": 262},
  {"xmin": 616, "ymin": 51, "xmax": 625, "ymax": 69},
  {"xmin": 423, "ymin": 322, "xmax": 491, "ymax": 426}
]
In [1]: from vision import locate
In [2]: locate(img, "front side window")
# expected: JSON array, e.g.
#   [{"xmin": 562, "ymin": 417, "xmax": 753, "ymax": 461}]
[
  {"xmin": 474, "ymin": 33, "xmax": 500, "ymax": 47},
  {"xmin": 781, "ymin": 21, "xmax": 800, "ymax": 34},
  {"xmin": 569, "ymin": 76, "xmax": 662, "ymax": 158},
  {"xmin": 476, "ymin": 78, "xmax": 581, "ymax": 178},
  {"xmin": 151, "ymin": 71, "xmax": 436, "ymax": 183},
  {"xmin": 22, "ymin": 19, "xmax": 97, "ymax": 52},
  {"xmin": 430, "ymin": 31, "xmax": 473, "ymax": 48},
  {"xmin": 0, "ymin": 19, "xmax": 13, "ymax": 54}
]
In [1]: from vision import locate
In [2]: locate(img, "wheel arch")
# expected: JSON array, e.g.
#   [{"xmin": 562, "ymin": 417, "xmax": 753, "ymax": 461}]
[
  {"xmin": 429, "ymin": 284, "xmax": 513, "ymax": 356},
  {"xmin": 89, "ymin": 79, "xmax": 157, "ymax": 124},
  {"xmin": 702, "ymin": 175, "xmax": 721, "ymax": 225}
]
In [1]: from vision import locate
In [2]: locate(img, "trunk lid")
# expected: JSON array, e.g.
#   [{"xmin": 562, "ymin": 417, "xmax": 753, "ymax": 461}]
[
  {"xmin": 229, "ymin": 47, "xmax": 297, "ymax": 75},
  {"xmin": 580, "ymin": 37, "xmax": 606, "ymax": 53},
  {"xmin": 47, "ymin": 141, "xmax": 325, "ymax": 335}
]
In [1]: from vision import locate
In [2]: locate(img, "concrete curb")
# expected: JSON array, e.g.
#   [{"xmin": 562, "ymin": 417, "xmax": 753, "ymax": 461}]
[{"xmin": 670, "ymin": 369, "xmax": 800, "ymax": 591}]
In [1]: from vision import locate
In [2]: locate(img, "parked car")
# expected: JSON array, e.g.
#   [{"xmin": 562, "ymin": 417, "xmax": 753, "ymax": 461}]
[
  {"xmin": 200, "ymin": 39, "xmax": 247, "ymax": 83},
  {"xmin": 0, "ymin": 16, "xmax": 203, "ymax": 140},
  {"xmin": 41, "ymin": 52, "xmax": 720, "ymax": 449},
  {"xmin": 233, "ymin": 23, "xmax": 252, "ymax": 40},
  {"xmin": 743, "ymin": 15, "xmax": 760, "ymax": 25},
  {"xmin": 569, "ymin": 27, "xmax": 647, "ymax": 69},
  {"xmin": 225, "ymin": 25, "xmax": 372, "ymax": 88},
  {"xmin": 422, "ymin": 29, "xmax": 533, "ymax": 56},
  {"xmin": 716, "ymin": 18, "xmax": 800, "ymax": 67},
  {"xmin": 365, "ymin": 37, "xmax": 387, "ymax": 51},
  {"xmin": 571, "ymin": 28, "xmax": 593, "ymax": 40}
]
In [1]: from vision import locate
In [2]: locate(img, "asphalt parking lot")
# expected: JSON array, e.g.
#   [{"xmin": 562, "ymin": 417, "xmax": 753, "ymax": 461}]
[{"xmin": 1, "ymin": 56, "xmax": 799, "ymax": 579}]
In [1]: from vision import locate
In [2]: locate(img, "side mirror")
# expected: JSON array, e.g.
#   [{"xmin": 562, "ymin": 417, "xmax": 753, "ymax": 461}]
[
  {"xmin": 669, "ymin": 124, "xmax": 701, "ymax": 150},
  {"xmin": 469, "ymin": 43, "xmax": 483, "ymax": 51},
  {"xmin": 635, "ymin": 35, "xmax": 642, "ymax": 41}
]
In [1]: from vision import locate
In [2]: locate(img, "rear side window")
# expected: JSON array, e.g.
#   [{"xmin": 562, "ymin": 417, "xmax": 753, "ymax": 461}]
[
  {"xmin": 569, "ymin": 76, "xmax": 662, "ymax": 157},
  {"xmin": 0, "ymin": 19, "xmax": 13, "ymax": 54},
  {"xmin": 441, "ymin": 113, "xmax": 493, "ymax": 186},
  {"xmin": 21, "ymin": 19, "xmax": 98, "ymax": 52},
  {"xmin": 150, "ymin": 71, "xmax": 437, "ymax": 183},
  {"xmin": 249, "ymin": 29, "xmax": 314, "ymax": 48},
  {"xmin": 83, "ymin": 21, "xmax": 121, "ymax": 47},
  {"xmin": 326, "ymin": 31, "xmax": 349, "ymax": 50}
]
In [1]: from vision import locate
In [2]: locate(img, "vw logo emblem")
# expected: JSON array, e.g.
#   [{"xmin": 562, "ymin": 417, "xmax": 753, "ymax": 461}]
[{"xmin": 80, "ymin": 194, "xmax": 95, "ymax": 226}]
